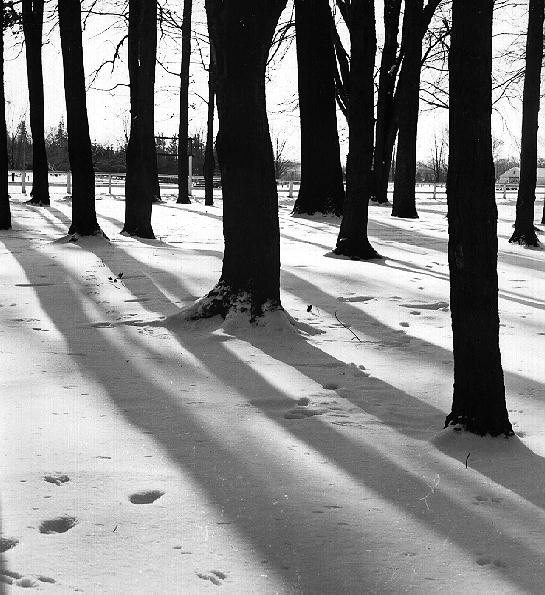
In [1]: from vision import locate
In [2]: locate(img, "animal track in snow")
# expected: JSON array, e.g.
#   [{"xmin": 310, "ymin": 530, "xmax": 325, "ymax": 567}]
[
  {"xmin": 0, "ymin": 569, "xmax": 55, "ymax": 588},
  {"xmin": 0, "ymin": 537, "xmax": 18, "ymax": 552},
  {"xmin": 44, "ymin": 473, "xmax": 69, "ymax": 486},
  {"xmin": 197, "ymin": 570, "xmax": 227, "ymax": 586},
  {"xmin": 473, "ymin": 495, "xmax": 502, "ymax": 505},
  {"xmin": 39, "ymin": 516, "xmax": 78, "ymax": 534},
  {"xmin": 476, "ymin": 557, "xmax": 507, "ymax": 568},
  {"xmin": 129, "ymin": 490, "xmax": 164, "ymax": 504},
  {"xmin": 284, "ymin": 407, "xmax": 326, "ymax": 420}
]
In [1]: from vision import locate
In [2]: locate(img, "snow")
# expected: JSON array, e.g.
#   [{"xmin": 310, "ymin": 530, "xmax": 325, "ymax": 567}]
[{"xmin": 1, "ymin": 187, "xmax": 545, "ymax": 593}]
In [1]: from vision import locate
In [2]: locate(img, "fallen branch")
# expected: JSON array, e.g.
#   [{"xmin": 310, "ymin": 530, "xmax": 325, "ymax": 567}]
[{"xmin": 334, "ymin": 310, "xmax": 362, "ymax": 342}]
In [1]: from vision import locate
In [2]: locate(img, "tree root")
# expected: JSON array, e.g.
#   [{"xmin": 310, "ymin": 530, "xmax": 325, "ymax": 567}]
[
  {"xmin": 444, "ymin": 412, "xmax": 514, "ymax": 438},
  {"xmin": 334, "ymin": 237, "xmax": 382, "ymax": 260},
  {"xmin": 508, "ymin": 229, "xmax": 540, "ymax": 247}
]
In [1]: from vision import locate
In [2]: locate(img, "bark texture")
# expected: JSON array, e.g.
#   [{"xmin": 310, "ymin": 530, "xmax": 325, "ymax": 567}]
[
  {"xmin": 372, "ymin": 0, "xmax": 401, "ymax": 204},
  {"xmin": 0, "ymin": 3, "xmax": 10, "ymax": 229},
  {"xmin": 22, "ymin": 0, "xmax": 49, "ymax": 206},
  {"xmin": 59, "ymin": 0, "xmax": 100, "ymax": 236},
  {"xmin": 446, "ymin": 0, "xmax": 513, "ymax": 436},
  {"xmin": 391, "ymin": 0, "xmax": 423, "ymax": 219},
  {"xmin": 123, "ymin": 0, "xmax": 156, "ymax": 239},
  {"xmin": 511, "ymin": 0, "xmax": 544, "ymax": 244},
  {"xmin": 334, "ymin": 0, "xmax": 380, "ymax": 260},
  {"xmin": 292, "ymin": 0, "xmax": 344, "ymax": 216},
  {"xmin": 198, "ymin": 0, "xmax": 286, "ymax": 319},
  {"xmin": 177, "ymin": 0, "xmax": 193, "ymax": 204}
]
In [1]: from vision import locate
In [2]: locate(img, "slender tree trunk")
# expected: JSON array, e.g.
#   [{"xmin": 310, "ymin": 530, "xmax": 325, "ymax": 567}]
[
  {"xmin": 177, "ymin": 0, "xmax": 193, "ymax": 204},
  {"xmin": 0, "ymin": 3, "xmax": 11, "ymax": 230},
  {"xmin": 372, "ymin": 0, "xmax": 402, "ymax": 204},
  {"xmin": 123, "ymin": 0, "xmax": 156, "ymax": 239},
  {"xmin": 292, "ymin": 0, "xmax": 344, "ymax": 216},
  {"xmin": 511, "ymin": 0, "xmax": 544, "ymax": 243},
  {"xmin": 446, "ymin": 0, "xmax": 513, "ymax": 436},
  {"xmin": 391, "ymin": 0, "xmax": 423, "ymax": 219},
  {"xmin": 204, "ymin": 49, "xmax": 216, "ymax": 207},
  {"xmin": 22, "ymin": 0, "xmax": 49, "ymax": 206},
  {"xmin": 193, "ymin": 0, "xmax": 286, "ymax": 320},
  {"xmin": 334, "ymin": 0, "xmax": 380, "ymax": 260},
  {"xmin": 59, "ymin": 0, "xmax": 101, "ymax": 237}
]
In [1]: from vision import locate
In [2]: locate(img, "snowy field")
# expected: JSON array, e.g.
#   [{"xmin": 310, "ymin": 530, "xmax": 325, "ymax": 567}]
[{"xmin": 1, "ymin": 188, "xmax": 545, "ymax": 593}]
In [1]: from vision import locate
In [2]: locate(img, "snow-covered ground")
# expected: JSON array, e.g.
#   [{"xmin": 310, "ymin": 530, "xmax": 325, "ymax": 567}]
[{"xmin": 1, "ymin": 187, "xmax": 545, "ymax": 594}]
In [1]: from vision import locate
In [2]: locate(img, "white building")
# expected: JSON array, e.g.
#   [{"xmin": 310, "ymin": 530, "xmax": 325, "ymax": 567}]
[{"xmin": 498, "ymin": 167, "xmax": 545, "ymax": 185}]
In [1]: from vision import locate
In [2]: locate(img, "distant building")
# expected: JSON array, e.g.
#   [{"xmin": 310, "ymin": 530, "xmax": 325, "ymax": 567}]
[{"xmin": 498, "ymin": 167, "xmax": 545, "ymax": 185}]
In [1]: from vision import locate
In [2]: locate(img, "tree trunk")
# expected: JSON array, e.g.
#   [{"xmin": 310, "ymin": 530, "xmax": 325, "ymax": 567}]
[
  {"xmin": 0, "ymin": 3, "xmax": 11, "ymax": 230},
  {"xmin": 177, "ymin": 0, "xmax": 193, "ymax": 204},
  {"xmin": 22, "ymin": 0, "xmax": 49, "ymax": 206},
  {"xmin": 334, "ymin": 0, "xmax": 380, "ymax": 260},
  {"xmin": 123, "ymin": 0, "xmax": 156, "ymax": 239},
  {"xmin": 446, "ymin": 0, "xmax": 513, "ymax": 437},
  {"xmin": 512, "ymin": 0, "xmax": 544, "ymax": 243},
  {"xmin": 58, "ymin": 0, "xmax": 101, "ymax": 237},
  {"xmin": 292, "ymin": 0, "xmax": 344, "ymax": 216},
  {"xmin": 204, "ymin": 49, "xmax": 216, "ymax": 207},
  {"xmin": 195, "ymin": 0, "xmax": 286, "ymax": 319},
  {"xmin": 391, "ymin": 0, "xmax": 423, "ymax": 219},
  {"xmin": 372, "ymin": 0, "xmax": 402, "ymax": 204}
]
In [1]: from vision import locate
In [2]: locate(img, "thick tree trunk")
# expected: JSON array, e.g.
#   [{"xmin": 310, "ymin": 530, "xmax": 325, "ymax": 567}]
[
  {"xmin": 511, "ymin": 0, "xmax": 544, "ymax": 244},
  {"xmin": 177, "ymin": 0, "xmax": 193, "ymax": 204},
  {"xmin": 372, "ymin": 0, "xmax": 402, "ymax": 205},
  {"xmin": 446, "ymin": 0, "xmax": 513, "ymax": 437},
  {"xmin": 334, "ymin": 0, "xmax": 380, "ymax": 260},
  {"xmin": 391, "ymin": 0, "xmax": 423, "ymax": 219},
  {"xmin": 123, "ymin": 0, "xmax": 156, "ymax": 239},
  {"xmin": 195, "ymin": 0, "xmax": 286, "ymax": 319},
  {"xmin": 204, "ymin": 49, "xmax": 216, "ymax": 207},
  {"xmin": 22, "ymin": 0, "xmax": 49, "ymax": 206},
  {"xmin": 292, "ymin": 0, "xmax": 344, "ymax": 216},
  {"xmin": 58, "ymin": 0, "xmax": 101, "ymax": 237},
  {"xmin": 0, "ymin": 4, "xmax": 11, "ymax": 230}
]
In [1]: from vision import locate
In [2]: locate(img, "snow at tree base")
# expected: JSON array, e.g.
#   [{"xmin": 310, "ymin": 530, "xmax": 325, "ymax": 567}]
[{"xmin": 1, "ymin": 187, "xmax": 545, "ymax": 593}]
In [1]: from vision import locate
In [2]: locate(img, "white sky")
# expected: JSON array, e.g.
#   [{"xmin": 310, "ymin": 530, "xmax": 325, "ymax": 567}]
[{"xmin": 2, "ymin": 0, "xmax": 532, "ymax": 163}]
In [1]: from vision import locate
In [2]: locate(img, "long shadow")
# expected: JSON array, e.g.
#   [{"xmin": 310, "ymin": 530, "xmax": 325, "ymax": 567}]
[{"xmin": 9, "ymin": 243, "xmax": 545, "ymax": 592}]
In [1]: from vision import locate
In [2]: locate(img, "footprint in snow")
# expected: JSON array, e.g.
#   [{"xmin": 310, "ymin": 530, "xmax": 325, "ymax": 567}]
[
  {"xmin": 476, "ymin": 557, "xmax": 507, "ymax": 568},
  {"xmin": 284, "ymin": 407, "xmax": 326, "ymax": 420},
  {"xmin": 400, "ymin": 301, "xmax": 449, "ymax": 311},
  {"xmin": 0, "ymin": 570, "xmax": 55, "ymax": 588},
  {"xmin": 0, "ymin": 537, "xmax": 18, "ymax": 552},
  {"xmin": 39, "ymin": 516, "xmax": 78, "ymax": 534},
  {"xmin": 473, "ymin": 495, "xmax": 502, "ymax": 505},
  {"xmin": 197, "ymin": 570, "xmax": 227, "ymax": 586},
  {"xmin": 129, "ymin": 490, "xmax": 164, "ymax": 504},
  {"xmin": 44, "ymin": 473, "xmax": 70, "ymax": 486}
]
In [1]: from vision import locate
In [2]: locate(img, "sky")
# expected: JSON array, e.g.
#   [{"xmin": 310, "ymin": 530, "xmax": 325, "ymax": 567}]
[{"xmin": 2, "ymin": 0, "xmax": 532, "ymax": 164}]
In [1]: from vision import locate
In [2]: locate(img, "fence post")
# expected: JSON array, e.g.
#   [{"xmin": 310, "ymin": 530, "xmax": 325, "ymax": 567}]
[
  {"xmin": 503, "ymin": 185, "xmax": 507, "ymax": 200},
  {"xmin": 66, "ymin": 171, "xmax": 72, "ymax": 194},
  {"xmin": 188, "ymin": 155, "xmax": 193, "ymax": 197},
  {"xmin": 289, "ymin": 181, "xmax": 294, "ymax": 198},
  {"xmin": 108, "ymin": 174, "xmax": 112, "ymax": 194},
  {"xmin": 21, "ymin": 170, "xmax": 26, "ymax": 194}
]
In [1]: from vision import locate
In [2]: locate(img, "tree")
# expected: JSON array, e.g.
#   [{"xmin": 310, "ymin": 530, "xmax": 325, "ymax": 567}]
[
  {"xmin": 204, "ymin": 49, "xmax": 216, "ymax": 207},
  {"xmin": 334, "ymin": 0, "xmax": 380, "ymax": 260},
  {"xmin": 0, "ymin": 1, "xmax": 11, "ymax": 229},
  {"xmin": 191, "ymin": 0, "xmax": 286, "ymax": 319},
  {"xmin": 22, "ymin": 0, "xmax": 49, "ymax": 206},
  {"xmin": 123, "ymin": 0, "xmax": 156, "ymax": 239},
  {"xmin": 510, "ymin": 0, "xmax": 544, "ymax": 244},
  {"xmin": 445, "ymin": 0, "xmax": 513, "ymax": 436},
  {"xmin": 177, "ymin": 0, "xmax": 193, "ymax": 204},
  {"xmin": 429, "ymin": 129, "xmax": 448, "ymax": 183},
  {"xmin": 292, "ymin": 0, "xmax": 344, "ymax": 216},
  {"xmin": 59, "ymin": 0, "xmax": 102, "ymax": 237},
  {"xmin": 372, "ymin": 0, "xmax": 402, "ymax": 205}
]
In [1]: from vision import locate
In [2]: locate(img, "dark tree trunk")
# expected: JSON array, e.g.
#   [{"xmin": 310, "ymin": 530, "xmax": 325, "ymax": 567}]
[
  {"xmin": 372, "ymin": 0, "xmax": 402, "ymax": 205},
  {"xmin": 22, "ymin": 0, "xmax": 49, "ymax": 206},
  {"xmin": 177, "ymin": 0, "xmax": 193, "ymax": 204},
  {"xmin": 391, "ymin": 0, "xmax": 423, "ymax": 219},
  {"xmin": 445, "ymin": 0, "xmax": 513, "ymax": 437},
  {"xmin": 334, "ymin": 0, "xmax": 380, "ymax": 260},
  {"xmin": 123, "ymin": 0, "xmax": 156, "ymax": 239},
  {"xmin": 292, "ymin": 0, "xmax": 344, "ymax": 216},
  {"xmin": 0, "ymin": 3, "xmax": 11, "ymax": 230},
  {"xmin": 152, "ymin": 156, "xmax": 161, "ymax": 202},
  {"xmin": 196, "ymin": 0, "xmax": 286, "ymax": 319},
  {"xmin": 204, "ymin": 49, "xmax": 216, "ymax": 207},
  {"xmin": 511, "ymin": 0, "xmax": 544, "ymax": 243},
  {"xmin": 58, "ymin": 0, "xmax": 101, "ymax": 237}
]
